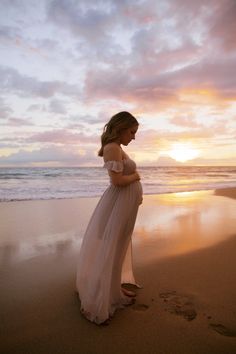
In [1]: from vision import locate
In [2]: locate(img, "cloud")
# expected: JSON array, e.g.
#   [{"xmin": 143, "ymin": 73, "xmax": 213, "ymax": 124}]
[
  {"xmin": 185, "ymin": 156, "xmax": 236, "ymax": 166},
  {"xmin": 67, "ymin": 113, "xmax": 105, "ymax": 125},
  {"xmin": 7, "ymin": 117, "xmax": 35, "ymax": 126},
  {"xmin": 48, "ymin": 0, "xmax": 155, "ymax": 41},
  {"xmin": 0, "ymin": 145, "xmax": 99, "ymax": 166},
  {"xmin": 0, "ymin": 0, "xmax": 235, "ymax": 167},
  {"xmin": 48, "ymin": 0, "xmax": 114, "ymax": 45},
  {"xmin": 0, "ymin": 66, "xmax": 80, "ymax": 99},
  {"xmin": 27, "ymin": 103, "xmax": 46, "ymax": 112},
  {"xmin": 77, "ymin": 0, "xmax": 236, "ymax": 111},
  {"xmin": 47, "ymin": 0, "xmax": 161, "ymax": 66},
  {"xmin": 124, "ymin": 128, "xmax": 215, "ymax": 157},
  {"xmin": 208, "ymin": 0, "xmax": 236, "ymax": 52},
  {"xmin": 157, "ymin": 129, "xmax": 220, "ymax": 140},
  {"xmin": 0, "ymin": 24, "xmax": 20, "ymax": 43},
  {"xmin": 169, "ymin": 115, "xmax": 204, "ymax": 129},
  {"xmin": 156, "ymin": 155, "xmax": 182, "ymax": 166},
  {"xmin": 48, "ymin": 0, "xmax": 126, "ymax": 68},
  {"xmin": 27, "ymin": 129, "xmax": 98, "ymax": 145},
  {"xmin": 0, "ymin": 97, "xmax": 13, "ymax": 119},
  {"xmin": 172, "ymin": 57, "xmax": 236, "ymax": 94},
  {"xmin": 48, "ymin": 99, "xmax": 67, "ymax": 115},
  {"xmin": 84, "ymin": 52, "xmax": 236, "ymax": 112}
]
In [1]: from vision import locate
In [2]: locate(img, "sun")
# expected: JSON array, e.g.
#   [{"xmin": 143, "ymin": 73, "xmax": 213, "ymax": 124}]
[{"xmin": 167, "ymin": 143, "xmax": 200, "ymax": 163}]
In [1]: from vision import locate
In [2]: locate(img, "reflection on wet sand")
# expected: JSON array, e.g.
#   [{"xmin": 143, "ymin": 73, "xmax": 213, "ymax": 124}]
[
  {"xmin": 0, "ymin": 232, "xmax": 81, "ymax": 267},
  {"xmin": 0, "ymin": 198, "xmax": 95, "ymax": 266},
  {"xmin": 1, "ymin": 189, "xmax": 236, "ymax": 354},
  {"xmin": 0, "ymin": 190, "xmax": 236, "ymax": 268},
  {"xmin": 134, "ymin": 190, "xmax": 236, "ymax": 264}
]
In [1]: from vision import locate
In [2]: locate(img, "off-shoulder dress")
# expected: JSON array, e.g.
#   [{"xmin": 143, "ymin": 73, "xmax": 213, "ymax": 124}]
[{"xmin": 76, "ymin": 154, "xmax": 143, "ymax": 324}]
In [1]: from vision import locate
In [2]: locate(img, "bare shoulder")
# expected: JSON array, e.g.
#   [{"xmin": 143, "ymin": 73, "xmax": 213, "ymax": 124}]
[
  {"xmin": 103, "ymin": 143, "xmax": 122, "ymax": 162},
  {"xmin": 103, "ymin": 142, "xmax": 121, "ymax": 154}
]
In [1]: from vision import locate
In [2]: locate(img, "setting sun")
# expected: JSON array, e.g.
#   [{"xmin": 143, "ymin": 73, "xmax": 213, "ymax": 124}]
[{"xmin": 167, "ymin": 143, "xmax": 200, "ymax": 163}]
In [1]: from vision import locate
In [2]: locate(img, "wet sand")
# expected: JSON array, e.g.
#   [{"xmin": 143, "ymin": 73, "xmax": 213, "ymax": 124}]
[{"xmin": 0, "ymin": 188, "xmax": 236, "ymax": 353}]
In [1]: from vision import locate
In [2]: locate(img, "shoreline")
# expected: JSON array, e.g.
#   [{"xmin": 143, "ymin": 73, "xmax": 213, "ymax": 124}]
[
  {"xmin": 1, "ymin": 185, "xmax": 236, "ymax": 204},
  {"xmin": 1, "ymin": 187, "xmax": 236, "ymax": 353}
]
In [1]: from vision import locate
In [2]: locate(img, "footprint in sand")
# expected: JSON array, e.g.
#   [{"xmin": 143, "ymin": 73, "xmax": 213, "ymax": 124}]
[
  {"xmin": 159, "ymin": 291, "xmax": 197, "ymax": 321},
  {"xmin": 209, "ymin": 323, "xmax": 236, "ymax": 337},
  {"xmin": 132, "ymin": 303, "xmax": 149, "ymax": 311}
]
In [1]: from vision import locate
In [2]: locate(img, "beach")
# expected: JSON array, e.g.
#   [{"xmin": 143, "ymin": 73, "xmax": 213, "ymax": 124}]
[{"xmin": 1, "ymin": 188, "xmax": 236, "ymax": 354}]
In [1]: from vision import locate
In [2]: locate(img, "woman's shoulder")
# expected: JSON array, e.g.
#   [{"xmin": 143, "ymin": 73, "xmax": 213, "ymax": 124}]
[
  {"xmin": 103, "ymin": 142, "xmax": 121, "ymax": 154},
  {"xmin": 103, "ymin": 143, "xmax": 122, "ymax": 161}
]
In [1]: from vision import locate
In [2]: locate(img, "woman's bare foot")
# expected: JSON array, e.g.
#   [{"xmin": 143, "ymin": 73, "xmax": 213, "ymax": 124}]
[{"xmin": 121, "ymin": 287, "xmax": 136, "ymax": 297}]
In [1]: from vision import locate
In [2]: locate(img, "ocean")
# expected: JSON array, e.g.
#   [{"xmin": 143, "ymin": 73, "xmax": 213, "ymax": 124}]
[{"xmin": 0, "ymin": 165, "xmax": 236, "ymax": 202}]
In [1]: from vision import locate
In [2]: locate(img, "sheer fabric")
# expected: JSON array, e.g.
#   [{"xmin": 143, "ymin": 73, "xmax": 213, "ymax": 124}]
[{"xmin": 76, "ymin": 156, "xmax": 143, "ymax": 324}]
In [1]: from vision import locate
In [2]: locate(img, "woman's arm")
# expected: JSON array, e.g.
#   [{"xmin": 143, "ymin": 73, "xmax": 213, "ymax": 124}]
[
  {"xmin": 103, "ymin": 143, "xmax": 140, "ymax": 187},
  {"xmin": 109, "ymin": 170, "xmax": 140, "ymax": 187}
]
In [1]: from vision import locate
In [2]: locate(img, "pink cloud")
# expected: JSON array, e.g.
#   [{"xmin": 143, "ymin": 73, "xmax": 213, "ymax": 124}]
[
  {"xmin": 8, "ymin": 117, "xmax": 34, "ymax": 126},
  {"xmin": 84, "ymin": 52, "xmax": 236, "ymax": 113},
  {"xmin": 0, "ymin": 145, "xmax": 99, "ymax": 166},
  {"xmin": 208, "ymin": 0, "xmax": 236, "ymax": 52},
  {"xmin": 0, "ymin": 66, "xmax": 79, "ymax": 98},
  {"xmin": 169, "ymin": 116, "xmax": 204, "ymax": 129},
  {"xmin": 28, "ymin": 129, "xmax": 98, "ymax": 145}
]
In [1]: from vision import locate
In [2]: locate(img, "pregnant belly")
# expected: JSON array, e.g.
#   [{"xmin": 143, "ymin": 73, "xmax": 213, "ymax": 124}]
[{"xmin": 132, "ymin": 180, "xmax": 143, "ymax": 204}]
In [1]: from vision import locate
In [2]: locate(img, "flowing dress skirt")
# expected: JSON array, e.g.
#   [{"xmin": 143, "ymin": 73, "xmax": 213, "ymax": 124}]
[{"xmin": 76, "ymin": 161, "xmax": 142, "ymax": 324}]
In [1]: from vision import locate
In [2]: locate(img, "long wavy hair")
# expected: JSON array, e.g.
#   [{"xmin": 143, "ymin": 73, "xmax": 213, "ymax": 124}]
[{"xmin": 98, "ymin": 111, "xmax": 139, "ymax": 157}]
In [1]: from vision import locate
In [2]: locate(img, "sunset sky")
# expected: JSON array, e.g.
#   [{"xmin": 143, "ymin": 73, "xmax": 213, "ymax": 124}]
[{"xmin": 1, "ymin": 0, "xmax": 236, "ymax": 167}]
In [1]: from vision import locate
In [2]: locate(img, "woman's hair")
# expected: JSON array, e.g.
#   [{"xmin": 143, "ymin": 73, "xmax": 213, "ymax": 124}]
[{"xmin": 98, "ymin": 111, "xmax": 139, "ymax": 157}]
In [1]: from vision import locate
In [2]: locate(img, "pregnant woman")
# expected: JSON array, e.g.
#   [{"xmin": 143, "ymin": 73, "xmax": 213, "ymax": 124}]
[{"xmin": 76, "ymin": 111, "xmax": 143, "ymax": 324}]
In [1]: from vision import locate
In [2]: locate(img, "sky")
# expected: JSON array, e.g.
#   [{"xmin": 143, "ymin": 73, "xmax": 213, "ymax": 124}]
[{"xmin": 0, "ymin": 0, "xmax": 236, "ymax": 167}]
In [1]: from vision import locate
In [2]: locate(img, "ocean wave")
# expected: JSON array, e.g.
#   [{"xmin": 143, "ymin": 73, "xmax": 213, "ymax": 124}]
[{"xmin": 0, "ymin": 166, "xmax": 235, "ymax": 202}]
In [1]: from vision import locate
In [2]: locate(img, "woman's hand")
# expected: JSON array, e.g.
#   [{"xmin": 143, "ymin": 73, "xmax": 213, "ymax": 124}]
[
  {"xmin": 134, "ymin": 171, "xmax": 141, "ymax": 181},
  {"xmin": 109, "ymin": 170, "xmax": 140, "ymax": 186}
]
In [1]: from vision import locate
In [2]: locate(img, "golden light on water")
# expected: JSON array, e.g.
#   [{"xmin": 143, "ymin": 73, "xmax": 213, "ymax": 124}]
[{"xmin": 167, "ymin": 143, "xmax": 200, "ymax": 162}]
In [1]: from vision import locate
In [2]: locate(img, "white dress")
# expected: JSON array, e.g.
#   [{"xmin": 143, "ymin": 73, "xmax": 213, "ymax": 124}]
[{"xmin": 76, "ymin": 155, "xmax": 143, "ymax": 324}]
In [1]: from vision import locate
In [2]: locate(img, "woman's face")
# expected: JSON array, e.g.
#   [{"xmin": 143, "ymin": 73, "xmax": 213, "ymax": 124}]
[{"xmin": 119, "ymin": 124, "xmax": 138, "ymax": 146}]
